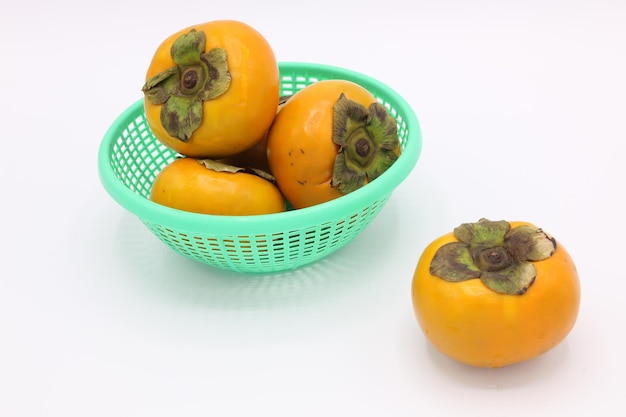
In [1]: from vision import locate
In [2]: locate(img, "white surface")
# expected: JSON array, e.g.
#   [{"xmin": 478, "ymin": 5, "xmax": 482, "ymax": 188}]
[{"xmin": 2, "ymin": 0, "xmax": 625, "ymax": 416}]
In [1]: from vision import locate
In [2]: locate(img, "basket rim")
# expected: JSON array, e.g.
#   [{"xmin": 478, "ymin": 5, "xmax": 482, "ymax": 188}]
[{"xmin": 98, "ymin": 61, "xmax": 422, "ymax": 236}]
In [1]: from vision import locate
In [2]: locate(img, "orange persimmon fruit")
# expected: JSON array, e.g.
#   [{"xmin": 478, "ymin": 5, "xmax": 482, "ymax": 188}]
[
  {"xmin": 411, "ymin": 219, "xmax": 581, "ymax": 368},
  {"xmin": 142, "ymin": 20, "xmax": 280, "ymax": 159},
  {"xmin": 150, "ymin": 157, "xmax": 285, "ymax": 216},
  {"xmin": 266, "ymin": 79, "xmax": 401, "ymax": 209}
]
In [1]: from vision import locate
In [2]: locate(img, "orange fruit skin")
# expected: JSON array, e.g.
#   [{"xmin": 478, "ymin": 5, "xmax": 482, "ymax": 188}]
[
  {"xmin": 144, "ymin": 20, "xmax": 280, "ymax": 159},
  {"xmin": 411, "ymin": 221, "xmax": 581, "ymax": 368},
  {"xmin": 219, "ymin": 133, "xmax": 271, "ymax": 174},
  {"xmin": 150, "ymin": 158, "xmax": 285, "ymax": 216},
  {"xmin": 266, "ymin": 79, "xmax": 378, "ymax": 209}
]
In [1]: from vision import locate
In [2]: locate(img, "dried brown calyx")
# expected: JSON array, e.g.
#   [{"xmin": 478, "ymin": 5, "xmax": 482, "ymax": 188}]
[
  {"xmin": 142, "ymin": 29, "xmax": 231, "ymax": 142},
  {"xmin": 331, "ymin": 94, "xmax": 401, "ymax": 194},
  {"xmin": 429, "ymin": 218, "xmax": 557, "ymax": 295}
]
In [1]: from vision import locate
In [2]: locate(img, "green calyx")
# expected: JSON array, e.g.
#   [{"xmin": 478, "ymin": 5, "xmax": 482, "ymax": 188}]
[
  {"xmin": 429, "ymin": 219, "xmax": 557, "ymax": 295},
  {"xmin": 142, "ymin": 29, "xmax": 231, "ymax": 142},
  {"xmin": 331, "ymin": 94, "xmax": 400, "ymax": 194}
]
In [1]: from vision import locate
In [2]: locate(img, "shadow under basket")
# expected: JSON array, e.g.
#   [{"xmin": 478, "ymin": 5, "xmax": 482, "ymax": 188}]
[{"xmin": 98, "ymin": 62, "xmax": 422, "ymax": 273}]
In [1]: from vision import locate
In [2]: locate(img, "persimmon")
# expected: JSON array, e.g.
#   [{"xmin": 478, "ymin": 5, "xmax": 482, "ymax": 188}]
[
  {"xmin": 217, "ymin": 96, "xmax": 291, "ymax": 173},
  {"xmin": 266, "ymin": 80, "xmax": 401, "ymax": 209},
  {"xmin": 218, "ymin": 134, "xmax": 271, "ymax": 173},
  {"xmin": 150, "ymin": 158, "xmax": 285, "ymax": 216},
  {"xmin": 142, "ymin": 20, "xmax": 280, "ymax": 158},
  {"xmin": 411, "ymin": 219, "xmax": 581, "ymax": 368}
]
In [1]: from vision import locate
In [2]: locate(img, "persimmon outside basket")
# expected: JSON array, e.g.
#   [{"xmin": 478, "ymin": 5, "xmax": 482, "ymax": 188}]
[{"xmin": 98, "ymin": 62, "xmax": 422, "ymax": 273}]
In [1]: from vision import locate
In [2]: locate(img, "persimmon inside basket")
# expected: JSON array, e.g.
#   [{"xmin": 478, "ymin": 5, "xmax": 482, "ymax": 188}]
[{"xmin": 98, "ymin": 62, "xmax": 422, "ymax": 273}]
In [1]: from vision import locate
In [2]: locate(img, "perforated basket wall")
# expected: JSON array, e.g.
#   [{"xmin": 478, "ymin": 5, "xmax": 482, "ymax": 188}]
[{"xmin": 98, "ymin": 62, "xmax": 422, "ymax": 273}]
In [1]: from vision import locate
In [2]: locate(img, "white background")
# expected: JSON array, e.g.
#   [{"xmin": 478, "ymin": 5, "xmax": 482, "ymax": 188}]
[{"xmin": 2, "ymin": 0, "xmax": 625, "ymax": 416}]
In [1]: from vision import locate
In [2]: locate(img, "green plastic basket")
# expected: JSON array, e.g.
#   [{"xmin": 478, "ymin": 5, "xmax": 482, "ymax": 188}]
[{"xmin": 98, "ymin": 62, "xmax": 422, "ymax": 273}]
